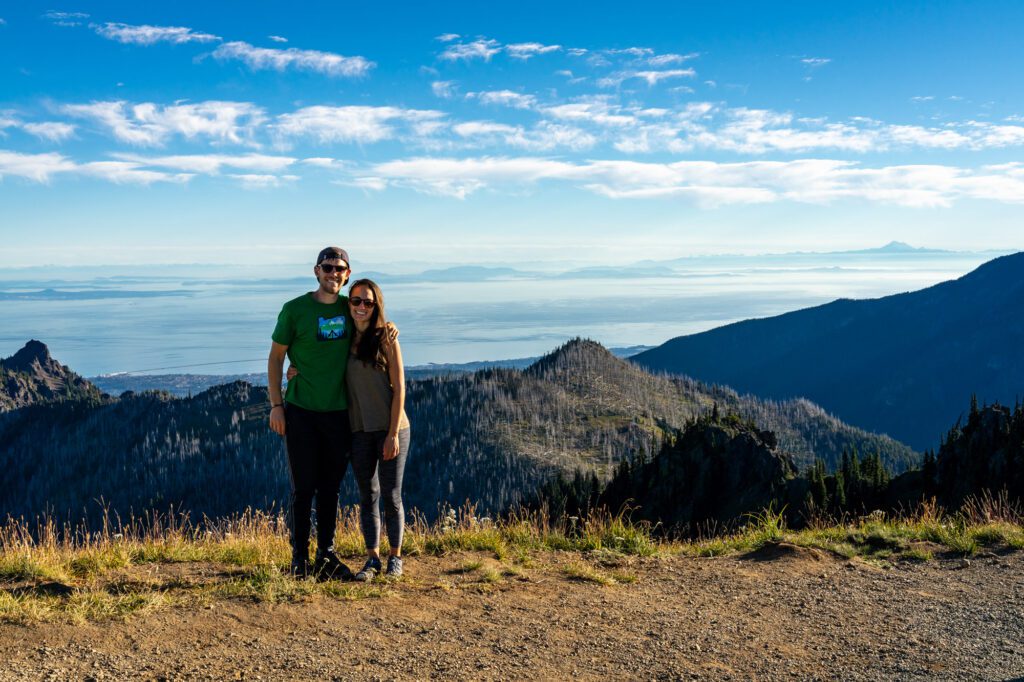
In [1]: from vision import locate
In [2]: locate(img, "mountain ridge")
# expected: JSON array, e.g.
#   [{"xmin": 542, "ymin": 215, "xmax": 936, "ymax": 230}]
[
  {"xmin": 0, "ymin": 339, "xmax": 103, "ymax": 411},
  {"xmin": 633, "ymin": 252, "xmax": 1024, "ymax": 450}
]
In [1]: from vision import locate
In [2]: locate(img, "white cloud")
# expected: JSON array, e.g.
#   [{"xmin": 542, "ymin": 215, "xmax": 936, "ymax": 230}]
[
  {"xmin": 0, "ymin": 150, "xmax": 76, "ymax": 182},
  {"xmin": 63, "ymin": 100, "xmax": 266, "ymax": 146},
  {"xmin": 274, "ymin": 106, "xmax": 445, "ymax": 144},
  {"xmin": 79, "ymin": 161, "xmax": 192, "ymax": 185},
  {"xmin": 801, "ymin": 57, "xmax": 831, "ymax": 67},
  {"xmin": 360, "ymin": 155, "xmax": 1024, "ymax": 206},
  {"xmin": 910, "ymin": 96, "xmax": 935, "ymax": 103},
  {"xmin": 111, "ymin": 152, "xmax": 296, "ymax": 174},
  {"xmin": 268, "ymin": 35, "xmax": 288, "ymax": 43},
  {"xmin": 435, "ymin": 33, "xmax": 461, "ymax": 42},
  {"xmin": 0, "ymin": 150, "xmax": 190, "ymax": 185},
  {"xmin": 439, "ymin": 38, "xmax": 501, "ymax": 62},
  {"xmin": 93, "ymin": 22, "xmax": 221, "ymax": 45},
  {"xmin": 0, "ymin": 116, "xmax": 18, "ymax": 132},
  {"xmin": 543, "ymin": 99, "xmax": 637, "ymax": 127},
  {"xmin": 648, "ymin": 52, "xmax": 699, "ymax": 67},
  {"xmin": 229, "ymin": 173, "xmax": 298, "ymax": 189},
  {"xmin": 338, "ymin": 176, "xmax": 389, "ymax": 191},
  {"xmin": 450, "ymin": 120, "xmax": 594, "ymax": 151},
  {"xmin": 453, "ymin": 121, "xmax": 520, "ymax": 137},
  {"xmin": 599, "ymin": 68, "xmax": 696, "ymax": 87},
  {"xmin": 213, "ymin": 41, "xmax": 374, "ymax": 77},
  {"xmin": 505, "ymin": 42, "xmax": 562, "ymax": 60},
  {"xmin": 22, "ymin": 122, "xmax": 76, "ymax": 142},
  {"xmin": 43, "ymin": 11, "xmax": 89, "ymax": 26},
  {"xmin": 604, "ymin": 47, "xmax": 653, "ymax": 58},
  {"xmin": 302, "ymin": 157, "xmax": 338, "ymax": 168},
  {"xmin": 468, "ymin": 90, "xmax": 536, "ymax": 109},
  {"xmin": 431, "ymin": 80, "xmax": 457, "ymax": 99}
]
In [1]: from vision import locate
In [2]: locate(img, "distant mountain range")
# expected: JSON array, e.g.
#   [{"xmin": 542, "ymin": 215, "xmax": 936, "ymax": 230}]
[
  {"xmin": 0, "ymin": 339, "xmax": 915, "ymax": 523},
  {"xmin": 633, "ymin": 251, "xmax": 1024, "ymax": 450}
]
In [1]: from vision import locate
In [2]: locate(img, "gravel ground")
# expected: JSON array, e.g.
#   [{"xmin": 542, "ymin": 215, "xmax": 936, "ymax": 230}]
[{"xmin": 2, "ymin": 544, "xmax": 1023, "ymax": 680}]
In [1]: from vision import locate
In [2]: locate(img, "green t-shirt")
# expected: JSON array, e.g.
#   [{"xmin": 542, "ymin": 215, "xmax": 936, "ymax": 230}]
[{"xmin": 271, "ymin": 292, "xmax": 352, "ymax": 412}]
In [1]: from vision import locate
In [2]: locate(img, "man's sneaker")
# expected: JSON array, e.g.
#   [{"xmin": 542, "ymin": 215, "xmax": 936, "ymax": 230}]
[
  {"xmin": 385, "ymin": 555, "xmax": 403, "ymax": 578},
  {"xmin": 313, "ymin": 550, "xmax": 354, "ymax": 582},
  {"xmin": 354, "ymin": 556, "xmax": 382, "ymax": 582},
  {"xmin": 289, "ymin": 558, "xmax": 310, "ymax": 580}
]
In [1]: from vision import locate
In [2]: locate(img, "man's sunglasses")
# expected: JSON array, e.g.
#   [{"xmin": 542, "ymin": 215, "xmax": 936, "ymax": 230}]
[
  {"xmin": 350, "ymin": 297, "xmax": 376, "ymax": 308},
  {"xmin": 318, "ymin": 263, "xmax": 349, "ymax": 274}
]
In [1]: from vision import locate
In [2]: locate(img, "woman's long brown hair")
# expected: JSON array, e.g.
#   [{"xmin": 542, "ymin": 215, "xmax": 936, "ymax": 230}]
[{"xmin": 349, "ymin": 279, "xmax": 389, "ymax": 371}]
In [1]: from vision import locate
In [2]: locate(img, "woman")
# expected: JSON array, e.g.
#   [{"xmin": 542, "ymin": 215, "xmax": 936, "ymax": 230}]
[
  {"xmin": 287, "ymin": 278, "xmax": 410, "ymax": 579},
  {"xmin": 344, "ymin": 279, "xmax": 411, "ymax": 580}
]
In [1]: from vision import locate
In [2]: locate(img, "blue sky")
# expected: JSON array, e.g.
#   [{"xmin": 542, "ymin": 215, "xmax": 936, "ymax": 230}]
[{"xmin": 2, "ymin": 1, "xmax": 1023, "ymax": 267}]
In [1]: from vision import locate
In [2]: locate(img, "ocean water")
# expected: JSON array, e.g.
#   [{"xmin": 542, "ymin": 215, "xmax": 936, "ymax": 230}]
[{"xmin": 0, "ymin": 252, "xmax": 998, "ymax": 376}]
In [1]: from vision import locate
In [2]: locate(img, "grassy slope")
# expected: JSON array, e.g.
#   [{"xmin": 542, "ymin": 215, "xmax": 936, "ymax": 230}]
[{"xmin": 2, "ymin": 502, "xmax": 1021, "ymax": 624}]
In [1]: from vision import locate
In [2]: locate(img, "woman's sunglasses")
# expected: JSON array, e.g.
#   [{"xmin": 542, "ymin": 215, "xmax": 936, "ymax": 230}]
[{"xmin": 350, "ymin": 297, "xmax": 376, "ymax": 308}]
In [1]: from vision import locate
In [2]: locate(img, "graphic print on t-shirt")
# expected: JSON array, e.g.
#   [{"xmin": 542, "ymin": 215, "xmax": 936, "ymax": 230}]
[{"xmin": 317, "ymin": 315, "xmax": 347, "ymax": 341}]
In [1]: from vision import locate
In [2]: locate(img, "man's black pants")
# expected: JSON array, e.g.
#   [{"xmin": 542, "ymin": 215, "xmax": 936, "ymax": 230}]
[{"xmin": 284, "ymin": 403, "xmax": 351, "ymax": 561}]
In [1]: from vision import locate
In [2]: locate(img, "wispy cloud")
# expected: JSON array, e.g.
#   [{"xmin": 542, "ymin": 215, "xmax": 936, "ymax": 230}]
[
  {"xmin": 358, "ymin": 155, "xmax": 1024, "ymax": 206},
  {"xmin": 648, "ymin": 52, "xmax": 700, "ymax": 66},
  {"xmin": 268, "ymin": 35, "xmax": 288, "ymax": 43},
  {"xmin": 439, "ymin": 38, "xmax": 502, "ymax": 62},
  {"xmin": 229, "ymin": 173, "xmax": 299, "ymax": 189},
  {"xmin": 93, "ymin": 22, "xmax": 221, "ymax": 45},
  {"xmin": 111, "ymin": 152, "xmax": 297, "ymax": 174},
  {"xmin": 435, "ymin": 33, "xmax": 460, "ymax": 43},
  {"xmin": 63, "ymin": 100, "xmax": 266, "ymax": 146},
  {"xmin": 451, "ymin": 120, "xmax": 596, "ymax": 152},
  {"xmin": 274, "ymin": 106, "xmax": 445, "ymax": 145},
  {"xmin": 801, "ymin": 57, "xmax": 831, "ymax": 67},
  {"xmin": 42, "ymin": 11, "xmax": 89, "ymax": 27},
  {"xmin": 213, "ymin": 41, "xmax": 374, "ymax": 77},
  {"xmin": 468, "ymin": 90, "xmax": 537, "ymax": 109},
  {"xmin": 0, "ymin": 150, "xmax": 77, "ymax": 182},
  {"xmin": 431, "ymin": 81, "xmax": 457, "ymax": 99},
  {"xmin": 599, "ymin": 68, "xmax": 696, "ymax": 87},
  {"xmin": 505, "ymin": 42, "xmax": 562, "ymax": 60},
  {"xmin": 0, "ymin": 150, "xmax": 190, "ymax": 185},
  {"xmin": 78, "ymin": 161, "xmax": 192, "ymax": 185},
  {"xmin": 22, "ymin": 122, "xmax": 76, "ymax": 142},
  {"xmin": 542, "ymin": 99, "xmax": 639, "ymax": 127}
]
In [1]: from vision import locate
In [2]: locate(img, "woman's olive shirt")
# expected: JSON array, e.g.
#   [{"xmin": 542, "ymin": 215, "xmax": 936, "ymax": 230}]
[{"xmin": 347, "ymin": 352, "xmax": 411, "ymax": 433}]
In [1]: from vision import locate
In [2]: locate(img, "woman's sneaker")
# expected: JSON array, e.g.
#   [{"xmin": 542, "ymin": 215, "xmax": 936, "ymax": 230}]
[
  {"xmin": 385, "ymin": 555, "xmax": 403, "ymax": 578},
  {"xmin": 354, "ymin": 556, "xmax": 382, "ymax": 582}
]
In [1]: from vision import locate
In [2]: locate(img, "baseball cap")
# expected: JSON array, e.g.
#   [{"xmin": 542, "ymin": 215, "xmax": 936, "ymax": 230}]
[{"xmin": 316, "ymin": 246, "xmax": 350, "ymax": 267}]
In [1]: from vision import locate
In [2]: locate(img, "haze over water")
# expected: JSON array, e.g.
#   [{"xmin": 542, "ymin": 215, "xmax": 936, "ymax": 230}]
[{"xmin": 0, "ymin": 249, "xmax": 995, "ymax": 376}]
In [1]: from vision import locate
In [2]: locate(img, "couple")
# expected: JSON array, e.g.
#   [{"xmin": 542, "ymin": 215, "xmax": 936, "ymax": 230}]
[{"xmin": 267, "ymin": 246, "xmax": 410, "ymax": 582}]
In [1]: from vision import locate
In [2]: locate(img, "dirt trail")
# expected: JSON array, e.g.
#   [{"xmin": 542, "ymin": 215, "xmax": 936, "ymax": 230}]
[{"xmin": 2, "ymin": 546, "xmax": 1023, "ymax": 681}]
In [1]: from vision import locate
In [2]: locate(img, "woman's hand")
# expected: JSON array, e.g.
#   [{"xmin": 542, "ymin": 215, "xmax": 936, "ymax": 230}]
[
  {"xmin": 383, "ymin": 432, "xmax": 399, "ymax": 460},
  {"xmin": 285, "ymin": 365, "xmax": 299, "ymax": 381}
]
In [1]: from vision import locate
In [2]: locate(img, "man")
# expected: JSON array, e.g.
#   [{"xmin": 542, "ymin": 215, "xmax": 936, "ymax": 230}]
[{"xmin": 268, "ymin": 246, "xmax": 354, "ymax": 580}]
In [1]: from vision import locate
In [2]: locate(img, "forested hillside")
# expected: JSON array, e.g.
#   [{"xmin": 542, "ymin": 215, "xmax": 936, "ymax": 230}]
[{"xmin": 0, "ymin": 339, "xmax": 916, "ymax": 524}]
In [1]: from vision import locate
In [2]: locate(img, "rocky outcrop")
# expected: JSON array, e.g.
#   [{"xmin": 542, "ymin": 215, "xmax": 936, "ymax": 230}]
[
  {"xmin": 0, "ymin": 340, "xmax": 103, "ymax": 411},
  {"xmin": 600, "ymin": 415, "xmax": 798, "ymax": 534}
]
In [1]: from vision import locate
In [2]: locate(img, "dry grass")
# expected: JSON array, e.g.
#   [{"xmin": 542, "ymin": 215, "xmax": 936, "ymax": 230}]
[{"xmin": 2, "ymin": 497, "xmax": 1022, "ymax": 623}]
